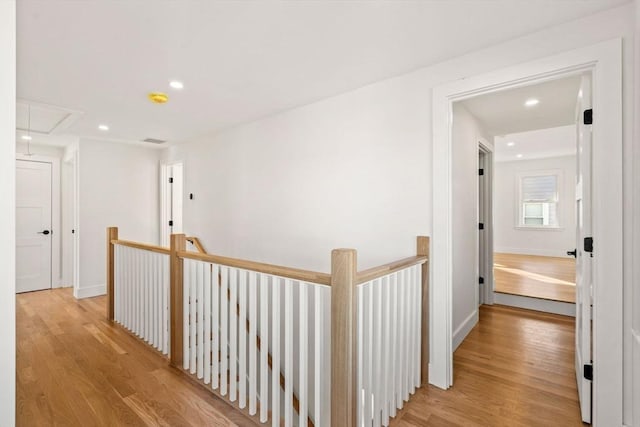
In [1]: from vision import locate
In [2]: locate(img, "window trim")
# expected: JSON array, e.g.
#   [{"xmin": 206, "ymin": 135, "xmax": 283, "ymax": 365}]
[{"xmin": 515, "ymin": 169, "xmax": 563, "ymax": 230}]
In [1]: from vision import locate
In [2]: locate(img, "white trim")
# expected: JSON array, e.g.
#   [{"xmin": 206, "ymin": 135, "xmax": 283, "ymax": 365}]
[
  {"xmin": 494, "ymin": 293, "xmax": 576, "ymax": 317},
  {"xmin": 452, "ymin": 309, "xmax": 478, "ymax": 351},
  {"xmin": 432, "ymin": 39, "xmax": 623, "ymax": 426},
  {"xmin": 16, "ymin": 153, "xmax": 62, "ymax": 288},
  {"xmin": 478, "ymin": 141, "xmax": 494, "ymax": 306},
  {"xmin": 74, "ymin": 283, "xmax": 105, "ymax": 299}
]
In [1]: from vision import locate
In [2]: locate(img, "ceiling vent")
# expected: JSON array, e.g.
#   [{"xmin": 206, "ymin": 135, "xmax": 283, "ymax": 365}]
[{"xmin": 142, "ymin": 138, "xmax": 166, "ymax": 144}]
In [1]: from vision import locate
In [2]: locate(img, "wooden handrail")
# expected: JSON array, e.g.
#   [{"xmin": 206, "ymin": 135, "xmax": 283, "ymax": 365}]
[
  {"xmin": 356, "ymin": 255, "xmax": 428, "ymax": 284},
  {"xmin": 186, "ymin": 236, "xmax": 206, "ymax": 254},
  {"xmin": 112, "ymin": 239, "xmax": 170, "ymax": 255},
  {"xmin": 177, "ymin": 250, "xmax": 332, "ymax": 286}
]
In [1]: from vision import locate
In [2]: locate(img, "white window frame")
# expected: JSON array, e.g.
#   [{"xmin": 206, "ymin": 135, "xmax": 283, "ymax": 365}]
[{"xmin": 515, "ymin": 169, "xmax": 563, "ymax": 230}]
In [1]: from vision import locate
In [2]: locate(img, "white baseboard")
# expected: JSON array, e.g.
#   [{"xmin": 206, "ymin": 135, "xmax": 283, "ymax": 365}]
[
  {"xmin": 453, "ymin": 309, "xmax": 478, "ymax": 351},
  {"xmin": 494, "ymin": 292, "xmax": 575, "ymax": 317},
  {"xmin": 494, "ymin": 247, "xmax": 571, "ymax": 258},
  {"xmin": 74, "ymin": 284, "xmax": 106, "ymax": 299}
]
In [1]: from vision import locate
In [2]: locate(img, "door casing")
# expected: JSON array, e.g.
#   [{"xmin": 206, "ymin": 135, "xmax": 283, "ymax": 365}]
[{"xmin": 431, "ymin": 38, "xmax": 623, "ymax": 425}]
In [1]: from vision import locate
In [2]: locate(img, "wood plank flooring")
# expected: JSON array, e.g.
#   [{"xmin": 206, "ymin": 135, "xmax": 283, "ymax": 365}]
[
  {"xmin": 16, "ymin": 288, "xmax": 260, "ymax": 427},
  {"xmin": 494, "ymin": 253, "xmax": 576, "ymax": 303},
  {"xmin": 18, "ymin": 289, "xmax": 584, "ymax": 426},
  {"xmin": 390, "ymin": 305, "xmax": 584, "ymax": 426}
]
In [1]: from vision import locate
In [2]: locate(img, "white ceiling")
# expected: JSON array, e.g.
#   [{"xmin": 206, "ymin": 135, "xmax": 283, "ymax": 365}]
[
  {"xmin": 494, "ymin": 125, "xmax": 577, "ymax": 163},
  {"xmin": 17, "ymin": 1, "xmax": 627, "ymax": 145},
  {"xmin": 461, "ymin": 74, "xmax": 582, "ymax": 136}
]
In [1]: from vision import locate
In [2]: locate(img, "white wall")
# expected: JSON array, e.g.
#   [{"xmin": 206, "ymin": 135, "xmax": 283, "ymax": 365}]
[
  {"xmin": 494, "ymin": 155, "xmax": 576, "ymax": 257},
  {"xmin": 451, "ymin": 104, "xmax": 490, "ymax": 350},
  {"xmin": 77, "ymin": 139, "xmax": 160, "ymax": 298},
  {"xmin": 0, "ymin": 1, "xmax": 16, "ymax": 425},
  {"xmin": 162, "ymin": 5, "xmax": 636, "ymax": 423}
]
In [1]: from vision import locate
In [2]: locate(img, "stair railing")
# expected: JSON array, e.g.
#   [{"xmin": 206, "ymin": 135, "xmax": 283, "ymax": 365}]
[{"xmin": 107, "ymin": 227, "xmax": 429, "ymax": 427}]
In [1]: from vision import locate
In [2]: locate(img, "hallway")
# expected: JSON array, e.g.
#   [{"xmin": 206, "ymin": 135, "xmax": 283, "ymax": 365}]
[
  {"xmin": 16, "ymin": 288, "xmax": 258, "ymax": 427},
  {"xmin": 390, "ymin": 305, "xmax": 584, "ymax": 426}
]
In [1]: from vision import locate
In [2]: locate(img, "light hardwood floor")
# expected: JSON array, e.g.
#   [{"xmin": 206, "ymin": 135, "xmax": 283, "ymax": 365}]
[
  {"xmin": 390, "ymin": 305, "xmax": 585, "ymax": 426},
  {"xmin": 16, "ymin": 288, "xmax": 259, "ymax": 427},
  {"xmin": 18, "ymin": 289, "xmax": 583, "ymax": 426},
  {"xmin": 494, "ymin": 253, "xmax": 576, "ymax": 303}
]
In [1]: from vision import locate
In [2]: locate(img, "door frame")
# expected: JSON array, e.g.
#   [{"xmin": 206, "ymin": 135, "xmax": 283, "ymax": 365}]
[
  {"xmin": 16, "ymin": 153, "xmax": 62, "ymax": 288},
  {"xmin": 160, "ymin": 161, "xmax": 184, "ymax": 247},
  {"xmin": 432, "ymin": 38, "xmax": 623, "ymax": 425},
  {"xmin": 477, "ymin": 141, "xmax": 494, "ymax": 306}
]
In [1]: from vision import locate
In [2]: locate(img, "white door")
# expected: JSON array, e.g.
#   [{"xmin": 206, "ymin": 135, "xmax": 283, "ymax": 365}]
[
  {"xmin": 574, "ymin": 73, "xmax": 592, "ymax": 423},
  {"xmin": 16, "ymin": 160, "xmax": 53, "ymax": 293}
]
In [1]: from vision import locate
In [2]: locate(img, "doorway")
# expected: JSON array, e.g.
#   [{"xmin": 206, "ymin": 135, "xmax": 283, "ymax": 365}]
[
  {"xmin": 16, "ymin": 159, "xmax": 53, "ymax": 293},
  {"xmin": 432, "ymin": 39, "xmax": 623, "ymax": 425},
  {"xmin": 160, "ymin": 162, "xmax": 184, "ymax": 247}
]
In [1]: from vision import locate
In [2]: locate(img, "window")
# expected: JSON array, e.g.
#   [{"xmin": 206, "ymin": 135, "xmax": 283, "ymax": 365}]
[{"xmin": 517, "ymin": 172, "xmax": 560, "ymax": 228}]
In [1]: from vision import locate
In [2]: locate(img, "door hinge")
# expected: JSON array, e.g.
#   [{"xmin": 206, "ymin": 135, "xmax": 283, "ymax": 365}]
[
  {"xmin": 584, "ymin": 109, "xmax": 593, "ymax": 125},
  {"xmin": 479, "ymin": 277, "xmax": 485, "ymax": 284},
  {"xmin": 168, "ymin": 220, "xmax": 173, "ymax": 227},
  {"xmin": 479, "ymin": 168, "xmax": 484, "ymax": 176},
  {"xmin": 584, "ymin": 237, "xmax": 593, "ymax": 253},
  {"xmin": 479, "ymin": 223, "xmax": 484, "ymax": 230},
  {"xmin": 169, "ymin": 177, "xmax": 174, "ymax": 183},
  {"xmin": 584, "ymin": 364, "xmax": 593, "ymax": 381}
]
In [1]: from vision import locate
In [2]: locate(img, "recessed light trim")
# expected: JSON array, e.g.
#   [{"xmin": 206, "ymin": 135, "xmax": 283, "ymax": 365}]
[
  {"xmin": 506, "ymin": 142, "xmax": 515, "ymax": 147},
  {"xmin": 524, "ymin": 98, "xmax": 539, "ymax": 107},
  {"xmin": 169, "ymin": 81, "xmax": 184, "ymax": 90},
  {"xmin": 516, "ymin": 154, "xmax": 523, "ymax": 158},
  {"xmin": 98, "ymin": 124, "xmax": 109, "ymax": 131},
  {"xmin": 21, "ymin": 135, "xmax": 32, "ymax": 141}
]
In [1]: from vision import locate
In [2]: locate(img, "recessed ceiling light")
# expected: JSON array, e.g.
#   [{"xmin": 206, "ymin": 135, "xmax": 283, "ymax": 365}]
[
  {"xmin": 516, "ymin": 154, "xmax": 523, "ymax": 158},
  {"xmin": 169, "ymin": 80, "xmax": 184, "ymax": 90},
  {"xmin": 506, "ymin": 142, "xmax": 515, "ymax": 147},
  {"xmin": 21, "ymin": 135, "xmax": 32, "ymax": 141},
  {"xmin": 524, "ymin": 98, "xmax": 539, "ymax": 107},
  {"xmin": 98, "ymin": 124, "xmax": 109, "ymax": 131}
]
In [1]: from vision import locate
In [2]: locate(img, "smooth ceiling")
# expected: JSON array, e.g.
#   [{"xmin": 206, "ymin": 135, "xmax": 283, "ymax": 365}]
[
  {"xmin": 461, "ymin": 75, "xmax": 582, "ymax": 136},
  {"xmin": 17, "ymin": 1, "xmax": 628, "ymax": 144}
]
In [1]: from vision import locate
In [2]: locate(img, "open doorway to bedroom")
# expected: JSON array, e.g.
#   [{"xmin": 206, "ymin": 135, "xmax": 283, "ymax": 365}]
[{"xmin": 461, "ymin": 74, "xmax": 581, "ymax": 316}]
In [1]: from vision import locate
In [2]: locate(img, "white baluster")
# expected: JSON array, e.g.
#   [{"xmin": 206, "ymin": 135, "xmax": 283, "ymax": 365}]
[
  {"xmin": 204, "ymin": 262, "xmax": 212, "ymax": 385},
  {"xmin": 299, "ymin": 282, "xmax": 308, "ymax": 427},
  {"xmin": 383, "ymin": 275, "xmax": 391, "ymax": 426},
  {"xmin": 400, "ymin": 269, "xmax": 412, "ymax": 406},
  {"xmin": 256, "ymin": 274, "xmax": 268, "ymax": 423},
  {"xmin": 365, "ymin": 282, "xmax": 373, "ymax": 426},
  {"xmin": 270, "ymin": 276, "xmax": 279, "ymax": 425},
  {"xmin": 314, "ymin": 285, "xmax": 323, "ymax": 427},
  {"xmin": 183, "ymin": 259, "xmax": 191, "ymax": 370},
  {"xmin": 212, "ymin": 264, "xmax": 220, "ymax": 390},
  {"xmin": 374, "ymin": 278, "xmax": 382, "ymax": 426},
  {"xmin": 357, "ymin": 284, "xmax": 364, "ymax": 426},
  {"xmin": 220, "ymin": 266, "xmax": 229, "ymax": 396},
  {"xmin": 415, "ymin": 265, "xmax": 422, "ymax": 388},
  {"xmin": 391, "ymin": 272, "xmax": 399, "ymax": 415},
  {"xmin": 164, "ymin": 255, "xmax": 170, "ymax": 355},
  {"xmin": 249, "ymin": 271, "xmax": 258, "ymax": 415},
  {"xmin": 197, "ymin": 261, "xmax": 205, "ymax": 379},
  {"xmin": 229, "ymin": 268, "xmax": 238, "ymax": 402},
  {"xmin": 239, "ymin": 269, "xmax": 247, "ymax": 409},
  {"xmin": 284, "ymin": 279, "xmax": 293, "ymax": 427},
  {"xmin": 190, "ymin": 260, "xmax": 197, "ymax": 374}
]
